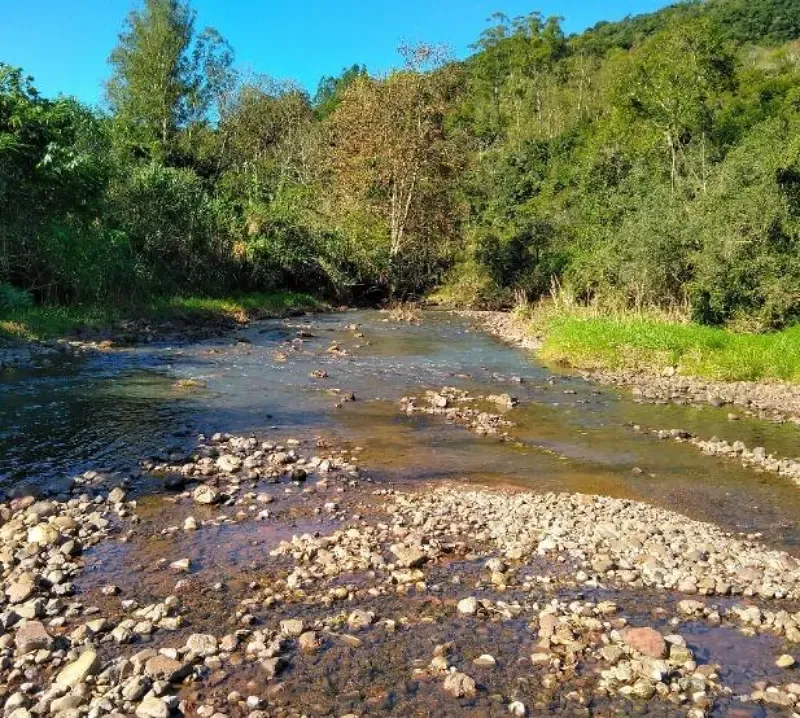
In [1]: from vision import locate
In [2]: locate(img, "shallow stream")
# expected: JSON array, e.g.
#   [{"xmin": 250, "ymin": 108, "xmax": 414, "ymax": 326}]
[{"xmin": 2, "ymin": 310, "xmax": 799, "ymax": 547}]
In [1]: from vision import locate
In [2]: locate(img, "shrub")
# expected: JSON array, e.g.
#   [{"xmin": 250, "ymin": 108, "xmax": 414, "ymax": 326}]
[{"xmin": 0, "ymin": 283, "xmax": 33, "ymax": 311}]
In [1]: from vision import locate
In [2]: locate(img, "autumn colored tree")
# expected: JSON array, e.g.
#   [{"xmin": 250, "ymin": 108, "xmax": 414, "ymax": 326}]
[{"xmin": 325, "ymin": 46, "xmax": 462, "ymax": 292}]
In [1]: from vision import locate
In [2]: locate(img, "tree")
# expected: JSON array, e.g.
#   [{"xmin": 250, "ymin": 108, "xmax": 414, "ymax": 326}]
[
  {"xmin": 0, "ymin": 65, "xmax": 111, "ymax": 301},
  {"xmin": 217, "ymin": 77, "xmax": 316, "ymax": 202},
  {"xmin": 106, "ymin": 0, "xmax": 233, "ymax": 162},
  {"xmin": 616, "ymin": 20, "xmax": 735, "ymax": 193},
  {"xmin": 313, "ymin": 64, "xmax": 367, "ymax": 119},
  {"xmin": 325, "ymin": 46, "xmax": 462, "ymax": 292},
  {"xmin": 466, "ymin": 13, "xmax": 566, "ymax": 143}
]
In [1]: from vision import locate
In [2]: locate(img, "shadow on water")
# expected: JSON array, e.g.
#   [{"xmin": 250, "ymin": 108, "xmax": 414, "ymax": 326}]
[{"xmin": 2, "ymin": 310, "xmax": 799, "ymax": 549}]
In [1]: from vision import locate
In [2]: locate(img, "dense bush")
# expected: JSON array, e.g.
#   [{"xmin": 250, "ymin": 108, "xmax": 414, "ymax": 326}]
[{"xmin": 107, "ymin": 164, "xmax": 235, "ymax": 296}]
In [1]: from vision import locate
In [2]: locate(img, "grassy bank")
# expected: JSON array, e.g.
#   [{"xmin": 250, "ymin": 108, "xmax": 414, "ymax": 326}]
[
  {"xmin": 0, "ymin": 292, "xmax": 321, "ymax": 342},
  {"xmin": 534, "ymin": 311, "xmax": 800, "ymax": 383}
]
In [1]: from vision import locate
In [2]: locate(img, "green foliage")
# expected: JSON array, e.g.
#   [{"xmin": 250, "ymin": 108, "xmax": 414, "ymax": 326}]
[
  {"xmin": 0, "ymin": 63, "xmax": 112, "ymax": 303},
  {"xmin": 0, "ymin": 283, "xmax": 33, "ymax": 311},
  {"xmin": 540, "ymin": 315, "xmax": 800, "ymax": 382},
  {"xmin": 577, "ymin": 0, "xmax": 800, "ymax": 54},
  {"xmin": 107, "ymin": 163, "xmax": 234, "ymax": 295},
  {"xmin": 106, "ymin": 0, "xmax": 235, "ymax": 163},
  {"xmin": 0, "ymin": 292, "xmax": 318, "ymax": 341},
  {"xmin": 450, "ymin": 2, "xmax": 800, "ymax": 327},
  {"xmin": 313, "ymin": 64, "xmax": 367, "ymax": 119},
  {"xmin": 4, "ymin": 0, "xmax": 800, "ymax": 335},
  {"xmin": 688, "ymin": 116, "xmax": 800, "ymax": 328}
]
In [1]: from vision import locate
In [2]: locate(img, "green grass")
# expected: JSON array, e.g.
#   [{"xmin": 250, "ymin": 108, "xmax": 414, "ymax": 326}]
[
  {"xmin": 539, "ymin": 314, "xmax": 800, "ymax": 382},
  {"xmin": 0, "ymin": 291, "xmax": 321, "ymax": 341}
]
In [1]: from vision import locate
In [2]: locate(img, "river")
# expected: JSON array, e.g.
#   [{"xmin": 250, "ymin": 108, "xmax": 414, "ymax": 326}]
[
  {"xmin": 2, "ymin": 310, "xmax": 800, "ymax": 716},
  {"xmin": 2, "ymin": 309, "xmax": 799, "ymax": 546}
]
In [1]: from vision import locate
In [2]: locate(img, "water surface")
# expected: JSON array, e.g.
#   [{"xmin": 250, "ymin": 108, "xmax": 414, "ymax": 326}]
[{"xmin": 2, "ymin": 310, "xmax": 798, "ymax": 547}]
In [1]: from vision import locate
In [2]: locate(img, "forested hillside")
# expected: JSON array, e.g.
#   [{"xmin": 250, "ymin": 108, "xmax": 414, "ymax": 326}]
[{"xmin": 3, "ymin": 0, "xmax": 800, "ymax": 328}]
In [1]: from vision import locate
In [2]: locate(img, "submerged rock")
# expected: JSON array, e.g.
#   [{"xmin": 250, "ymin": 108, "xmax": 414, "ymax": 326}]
[
  {"xmin": 443, "ymin": 671, "xmax": 477, "ymax": 698},
  {"xmin": 622, "ymin": 627, "xmax": 667, "ymax": 659}
]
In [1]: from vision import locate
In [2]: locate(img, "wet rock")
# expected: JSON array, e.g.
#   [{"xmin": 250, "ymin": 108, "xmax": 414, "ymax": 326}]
[
  {"xmin": 390, "ymin": 543, "xmax": 426, "ymax": 569},
  {"xmin": 298, "ymin": 631, "xmax": 320, "ymax": 653},
  {"xmin": 27, "ymin": 522, "xmax": 60, "ymax": 546},
  {"xmin": 136, "ymin": 696, "xmax": 170, "ymax": 718},
  {"xmin": 170, "ymin": 557, "xmax": 191, "ymax": 572},
  {"xmin": 186, "ymin": 633, "xmax": 218, "ymax": 657},
  {"xmin": 291, "ymin": 468, "xmax": 307, "ymax": 482},
  {"xmin": 260, "ymin": 656, "xmax": 287, "ymax": 679},
  {"xmin": 50, "ymin": 694, "xmax": 85, "ymax": 713},
  {"xmin": 193, "ymin": 485, "xmax": 220, "ymax": 505},
  {"xmin": 777, "ymin": 654, "xmax": 796, "ymax": 668},
  {"xmin": 7, "ymin": 575, "xmax": 35, "ymax": 604},
  {"xmin": 457, "ymin": 597, "xmax": 478, "ymax": 616},
  {"xmin": 144, "ymin": 655, "xmax": 191, "ymax": 682},
  {"xmin": 164, "ymin": 474, "xmax": 186, "ymax": 491},
  {"xmin": 487, "ymin": 393, "xmax": 517, "ymax": 408},
  {"xmin": 347, "ymin": 609, "xmax": 375, "ymax": 630},
  {"xmin": 280, "ymin": 619, "xmax": 305, "ymax": 637},
  {"xmin": 121, "ymin": 676, "xmax": 151, "ymax": 701},
  {"xmin": 592, "ymin": 555, "xmax": 615, "ymax": 573},
  {"xmin": 443, "ymin": 671, "xmax": 477, "ymax": 698},
  {"xmin": 216, "ymin": 455, "xmax": 242, "ymax": 473},
  {"xmin": 55, "ymin": 649, "xmax": 100, "ymax": 688},
  {"xmin": 630, "ymin": 679, "xmax": 656, "ymax": 700},
  {"xmin": 14, "ymin": 620, "xmax": 52, "ymax": 653},
  {"xmin": 108, "ymin": 486, "xmax": 127, "ymax": 503}
]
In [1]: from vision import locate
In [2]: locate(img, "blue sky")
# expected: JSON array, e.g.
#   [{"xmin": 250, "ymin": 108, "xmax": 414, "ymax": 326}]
[{"xmin": 1, "ymin": 0, "xmax": 669, "ymax": 107}]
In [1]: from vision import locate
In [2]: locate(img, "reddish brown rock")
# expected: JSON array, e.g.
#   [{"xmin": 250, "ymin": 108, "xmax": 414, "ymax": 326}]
[{"xmin": 622, "ymin": 627, "xmax": 667, "ymax": 658}]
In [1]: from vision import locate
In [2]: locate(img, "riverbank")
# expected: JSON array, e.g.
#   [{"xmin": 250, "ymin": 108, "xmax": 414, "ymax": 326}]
[
  {"xmin": 540, "ymin": 314, "xmax": 800, "ymax": 384},
  {"xmin": 0, "ymin": 292, "xmax": 322, "ymax": 369},
  {"xmin": 0, "ymin": 292, "xmax": 322, "ymax": 343},
  {"xmin": 465, "ymin": 308, "xmax": 800, "ymax": 423}
]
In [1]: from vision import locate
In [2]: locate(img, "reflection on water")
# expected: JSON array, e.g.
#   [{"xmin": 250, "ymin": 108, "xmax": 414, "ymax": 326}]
[{"xmin": 1, "ymin": 310, "xmax": 799, "ymax": 548}]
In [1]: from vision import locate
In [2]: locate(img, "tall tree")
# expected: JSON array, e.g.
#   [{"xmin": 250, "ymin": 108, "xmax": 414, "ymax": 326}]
[
  {"xmin": 106, "ymin": 0, "xmax": 233, "ymax": 162},
  {"xmin": 326, "ymin": 46, "xmax": 462, "ymax": 291},
  {"xmin": 313, "ymin": 64, "xmax": 368, "ymax": 119},
  {"xmin": 617, "ymin": 20, "xmax": 735, "ymax": 193}
]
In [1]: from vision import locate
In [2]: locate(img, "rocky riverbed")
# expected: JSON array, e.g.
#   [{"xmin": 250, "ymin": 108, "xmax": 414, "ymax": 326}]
[
  {"xmin": 588, "ymin": 370, "xmax": 800, "ymax": 426},
  {"xmin": 635, "ymin": 426, "xmax": 800, "ymax": 488},
  {"xmin": 3, "ymin": 309, "xmax": 800, "ymax": 717},
  {"xmin": 456, "ymin": 311, "xmax": 542, "ymax": 351},
  {"xmin": 1, "ymin": 430, "xmax": 799, "ymax": 717}
]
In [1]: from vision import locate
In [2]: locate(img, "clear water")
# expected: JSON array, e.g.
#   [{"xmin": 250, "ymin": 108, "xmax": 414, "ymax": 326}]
[{"xmin": 2, "ymin": 309, "xmax": 799, "ymax": 548}]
